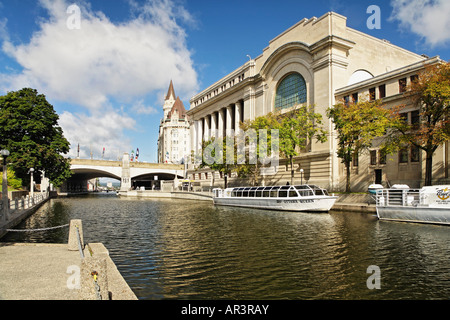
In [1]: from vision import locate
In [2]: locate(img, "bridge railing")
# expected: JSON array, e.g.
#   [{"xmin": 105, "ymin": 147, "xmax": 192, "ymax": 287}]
[{"xmin": 8, "ymin": 192, "xmax": 49, "ymax": 212}]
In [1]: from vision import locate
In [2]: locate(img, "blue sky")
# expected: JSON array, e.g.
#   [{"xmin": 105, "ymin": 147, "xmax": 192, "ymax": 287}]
[{"xmin": 0, "ymin": 0, "xmax": 449, "ymax": 163}]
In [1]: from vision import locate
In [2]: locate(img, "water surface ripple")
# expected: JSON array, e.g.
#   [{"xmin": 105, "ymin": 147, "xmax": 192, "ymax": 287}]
[{"xmin": 3, "ymin": 194, "xmax": 449, "ymax": 300}]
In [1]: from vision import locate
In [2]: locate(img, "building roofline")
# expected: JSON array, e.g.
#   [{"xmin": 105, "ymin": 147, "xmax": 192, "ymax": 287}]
[{"xmin": 335, "ymin": 56, "xmax": 442, "ymax": 95}]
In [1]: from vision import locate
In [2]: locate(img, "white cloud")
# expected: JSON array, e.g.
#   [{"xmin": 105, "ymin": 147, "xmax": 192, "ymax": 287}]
[
  {"xmin": 0, "ymin": 0, "xmax": 198, "ymax": 158},
  {"xmin": 390, "ymin": 0, "xmax": 450, "ymax": 47},
  {"xmin": 2, "ymin": 0, "xmax": 198, "ymax": 108},
  {"xmin": 59, "ymin": 109, "xmax": 136, "ymax": 160},
  {"xmin": 131, "ymin": 99, "xmax": 158, "ymax": 115}
]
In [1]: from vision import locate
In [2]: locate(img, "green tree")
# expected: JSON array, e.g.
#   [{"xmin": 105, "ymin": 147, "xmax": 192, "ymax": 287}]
[
  {"xmin": 278, "ymin": 105, "xmax": 327, "ymax": 184},
  {"xmin": 0, "ymin": 88, "xmax": 72, "ymax": 187},
  {"xmin": 383, "ymin": 62, "xmax": 450, "ymax": 186},
  {"xmin": 242, "ymin": 106, "xmax": 327, "ymax": 185},
  {"xmin": 7, "ymin": 168, "xmax": 22, "ymax": 190},
  {"xmin": 240, "ymin": 113, "xmax": 281, "ymax": 185},
  {"xmin": 328, "ymin": 99, "xmax": 401, "ymax": 192},
  {"xmin": 198, "ymin": 136, "xmax": 236, "ymax": 188}
]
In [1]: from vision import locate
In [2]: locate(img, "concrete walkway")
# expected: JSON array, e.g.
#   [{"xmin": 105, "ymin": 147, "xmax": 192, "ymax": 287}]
[
  {"xmin": 0, "ymin": 243, "xmax": 81, "ymax": 300},
  {"xmin": 0, "ymin": 242, "xmax": 138, "ymax": 300}
]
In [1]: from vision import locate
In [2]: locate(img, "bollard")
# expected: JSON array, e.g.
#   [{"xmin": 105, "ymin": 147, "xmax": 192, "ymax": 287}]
[
  {"xmin": 68, "ymin": 219, "xmax": 84, "ymax": 253},
  {"xmin": 79, "ymin": 256, "xmax": 110, "ymax": 300}
]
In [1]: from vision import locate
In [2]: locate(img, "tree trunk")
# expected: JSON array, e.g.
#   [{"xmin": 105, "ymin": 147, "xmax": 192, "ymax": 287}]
[
  {"xmin": 345, "ymin": 161, "xmax": 351, "ymax": 193},
  {"xmin": 424, "ymin": 152, "xmax": 433, "ymax": 186},
  {"xmin": 290, "ymin": 156, "xmax": 294, "ymax": 185}
]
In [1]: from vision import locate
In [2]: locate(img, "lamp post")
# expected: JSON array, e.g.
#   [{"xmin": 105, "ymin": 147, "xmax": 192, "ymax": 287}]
[
  {"xmin": 29, "ymin": 168, "xmax": 34, "ymax": 199},
  {"xmin": 300, "ymin": 168, "xmax": 304, "ymax": 185},
  {"xmin": 1, "ymin": 149, "xmax": 10, "ymax": 222}
]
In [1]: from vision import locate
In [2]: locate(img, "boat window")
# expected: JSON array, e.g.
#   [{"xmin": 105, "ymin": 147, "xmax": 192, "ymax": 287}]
[
  {"xmin": 249, "ymin": 190, "xmax": 256, "ymax": 197},
  {"xmin": 243, "ymin": 190, "xmax": 249, "ymax": 197},
  {"xmin": 263, "ymin": 189, "xmax": 270, "ymax": 197},
  {"xmin": 298, "ymin": 190, "xmax": 313, "ymax": 197},
  {"xmin": 256, "ymin": 190, "xmax": 262, "ymax": 197},
  {"xmin": 279, "ymin": 190, "xmax": 288, "ymax": 197},
  {"xmin": 231, "ymin": 190, "xmax": 237, "ymax": 197},
  {"xmin": 312, "ymin": 186, "xmax": 325, "ymax": 196},
  {"xmin": 257, "ymin": 187, "xmax": 264, "ymax": 190},
  {"xmin": 270, "ymin": 186, "xmax": 280, "ymax": 197},
  {"xmin": 295, "ymin": 185, "xmax": 310, "ymax": 190},
  {"xmin": 289, "ymin": 189, "xmax": 298, "ymax": 197},
  {"xmin": 280, "ymin": 185, "xmax": 290, "ymax": 189}
]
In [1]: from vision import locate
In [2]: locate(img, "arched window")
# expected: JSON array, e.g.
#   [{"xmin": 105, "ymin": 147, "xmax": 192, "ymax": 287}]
[{"xmin": 275, "ymin": 73, "xmax": 307, "ymax": 110}]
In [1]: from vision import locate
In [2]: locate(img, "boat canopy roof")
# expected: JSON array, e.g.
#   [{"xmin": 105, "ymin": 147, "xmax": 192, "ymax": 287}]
[{"xmin": 224, "ymin": 184, "xmax": 325, "ymax": 192}]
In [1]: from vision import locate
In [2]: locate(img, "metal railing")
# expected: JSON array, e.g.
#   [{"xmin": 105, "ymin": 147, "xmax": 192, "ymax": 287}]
[{"xmin": 375, "ymin": 189, "xmax": 420, "ymax": 207}]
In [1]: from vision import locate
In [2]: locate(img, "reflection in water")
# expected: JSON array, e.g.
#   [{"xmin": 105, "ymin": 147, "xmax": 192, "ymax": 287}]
[{"xmin": 2, "ymin": 194, "xmax": 449, "ymax": 300}]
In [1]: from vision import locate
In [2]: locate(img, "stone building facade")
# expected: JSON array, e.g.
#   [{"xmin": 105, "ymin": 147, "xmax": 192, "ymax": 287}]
[{"xmin": 186, "ymin": 12, "xmax": 445, "ymax": 191}]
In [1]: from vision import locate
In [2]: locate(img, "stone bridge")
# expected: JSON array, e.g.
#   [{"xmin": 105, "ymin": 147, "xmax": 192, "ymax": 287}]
[{"xmin": 62, "ymin": 153, "xmax": 185, "ymax": 193}]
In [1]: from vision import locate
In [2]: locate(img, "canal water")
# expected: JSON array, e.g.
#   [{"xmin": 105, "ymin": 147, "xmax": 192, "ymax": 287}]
[{"xmin": 2, "ymin": 193, "xmax": 449, "ymax": 300}]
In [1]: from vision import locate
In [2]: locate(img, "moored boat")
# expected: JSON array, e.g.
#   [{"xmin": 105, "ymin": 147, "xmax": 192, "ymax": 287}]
[
  {"xmin": 212, "ymin": 184, "xmax": 338, "ymax": 212},
  {"xmin": 375, "ymin": 185, "xmax": 450, "ymax": 225}
]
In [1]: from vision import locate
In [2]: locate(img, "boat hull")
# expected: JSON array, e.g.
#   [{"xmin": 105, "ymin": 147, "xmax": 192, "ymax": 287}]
[
  {"xmin": 376, "ymin": 206, "xmax": 450, "ymax": 225},
  {"xmin": 213, "ymin": 196, "xmax": 338, "ymax": 212}
]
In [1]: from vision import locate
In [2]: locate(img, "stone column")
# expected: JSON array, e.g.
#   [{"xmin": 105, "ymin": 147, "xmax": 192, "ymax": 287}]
[
  {"xmin": 235, "ymin": 101, "xmax": 242, "ymax": 134},
  {"xmin": 218, "ymin": 108, "xmax": 224, "ymax": 138},
  {"xmin": 120, "ymin": 153, "xmax": 131, "ymax": 191},
  {"xmin": 211, "ymin": 112, "xmax": 217, "ymax": 138},
  {"xmin": 197, "ymin": 118, "xmax": 203, "ymax": 152},
  {"xmin": 204, "ymin": 115, "xmax": 210, "ymax": 141},
  {"xmin": 191, "ymin": 120, "xmax": 197, "ymax": 159},
  {"xmin": 226, "ymin": 105, "xmax": 233, "ymax": 136}
]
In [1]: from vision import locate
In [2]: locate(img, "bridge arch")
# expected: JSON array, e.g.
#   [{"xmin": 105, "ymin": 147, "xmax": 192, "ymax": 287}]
[
  {"xmin": 70, "ymin": 168, "xmax": 121, "ymax": 181},
  {"xmin": 64, "ymin": 158, "xmax": 185, "ymax": 193},
  {"xmin": 131, "ymin": 172, "xmax": 184, "ymax": 190}
]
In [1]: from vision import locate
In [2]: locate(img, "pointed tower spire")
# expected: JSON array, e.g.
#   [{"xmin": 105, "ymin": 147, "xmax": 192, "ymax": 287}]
[{"xmin": 165, "ymin": 80, "xmax": 176, "ymax": 101}]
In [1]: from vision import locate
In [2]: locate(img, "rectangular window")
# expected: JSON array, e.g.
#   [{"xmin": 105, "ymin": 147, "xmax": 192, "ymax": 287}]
[
  {"xmin": 379, "ymin": 84, "xmax": 386, "ymax": 98},
  {"xmin": 344, "ymin": 95, "xmax": 350, "ymax": 106},
  {"xmin": 370, "ymin": 150, "xmax": 377, "ymax": 165},
  {"xmin": 399, "ymin": 78, "xmax": 407, "ymax": 93},
  {"xmin": 352, "ymin": 152, "xmax": 359, "ymax": 167},
  {"xmin": 352, "ymin": 93, "xmax": 358, "ymax": 104},
  {"xmin": 379, "ymin": 151, "xmax": 386, "ymax": 165},
  {"xmin": 410, "ymin": 74, "xmax": 418, "ymax": 84},
  {"xmin": 369, "ymin": 87, "xmax": 376, "ymax": 101},
  {"xmin": 399, "ymin": 148, "xmax": 409, "ymax": 163},
  {"xmin": 411, "ymin": 146, "xmax": 420, "ymax": 162}
]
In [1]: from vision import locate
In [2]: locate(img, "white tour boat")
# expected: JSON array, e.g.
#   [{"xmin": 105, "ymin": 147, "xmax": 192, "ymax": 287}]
[
  {"xmin": 212, "ymin": 184, "xmax": 338, "ymax": 212},
  {"xmin": 375, "ymin": 185, "xmax": 450, "ymax": 225}
]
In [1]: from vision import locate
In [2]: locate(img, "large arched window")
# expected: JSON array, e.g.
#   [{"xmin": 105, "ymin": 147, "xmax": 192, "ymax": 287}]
[{"xmin": 275, "ymin": 73, "xmax": 307, "ymax": 110}]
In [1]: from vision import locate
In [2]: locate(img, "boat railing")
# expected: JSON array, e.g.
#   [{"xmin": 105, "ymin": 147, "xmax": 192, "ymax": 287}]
[{"xmin": 375, "ymin": 189, "xmax": 421, "ymax": 207}]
